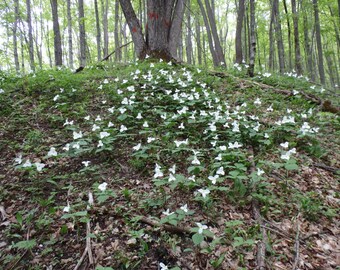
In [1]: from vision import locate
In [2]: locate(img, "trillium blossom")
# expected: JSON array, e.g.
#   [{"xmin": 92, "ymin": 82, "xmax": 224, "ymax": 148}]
[
  {"xmin": 63, "ymin": 143, "xmax": 70, "ymax": 151},
  {"xmin": 23, "ymin": 159, "xmax": 32, "ymax": 167},
  {"xmin": 92, "ymin": 124, "xmax": 100, "ymax": 131},
  {"xmin": 133, "ymin": 143, "xmax": 141, "ymax": 151},
  {"xmin": 192, "ymin": 156, "xmax": 200, "ymax": 165},
  {"xmin": 47, "ymin": 147, "xmax": 58, "ymax": 157},
  {"xmin": 136, "ymin": 112, "xmax": 143, "ymax": 119},
  {"xmin": 257, "ymin": 168, "xmax": 265, "ymax": 176},
  {"xmin": 169, "ymin": 165, "xmax": 176, "ymax": 174},
  {"xmin": 178, "ymin": 122, "xmax": 185, "ymax": 129},
  {"xmin": 168, "ymin": 174, "xmax": 176, "ymax": 181},
  {"xmin": 159, "ymin": 263, "xmax": 168, "ymax": 270},
  {"xmin": 73, "ymin": 131, "xmax": 83, "ymax": 140},
  {"xmin": 119, "ymin": 107, "xmax": 127, "ymax": 114},
  {"xmin": 14, "ymin": 154, "xmax": 22, "ymax": 164},
  {"xmin": 142, "ymin": 121, "xmax": 149, "ymax": 128},
  {"xmin": 196, "ymin": 222, "xmax": 208, "ymax": 234},
  {"xmin": 281, "ymin": 148, "xmax": 297, "ymax": 160},
  {"xmin": 174, "ymin": 139, "xmax": 188, "ymax": 147},
  {"xmin": 97, "ymin": 140, "xmax": 103, "ymax": 147},
  {"xmin": 120, "ymin": 125, "xmax": 127, "ymax": 132},
  {"xmin": 147, "ymin": 137, "xmax": 156, "ymax": 143},
  {"xmin": 95, "ymin": 115, "xmax": 102, "ymax": 121},
  {"xmin": 100, "ymin": 131, "xmax": 110, "ymax": 139},
  {"xmin": 63, "ymin": 203, "xmax": 70, "ymax": 213},
  {"xmin": 228, "ymin": 142, "xmax": 243, "ymax": 149},
  {"xmin": 108, "ymin": 122, "xmax": 114, "ymax": 127},
  {"xmin": 280, "ymin": 142, "xmax": 289, "ymax": 148},
  {"xmin": 162, "ymin": 209, "xmax": 174, "ymax": 216},
  {"xmin": 84, "ymin": 115, "xmax": 90, "ymax": 120},
  {"xmin": 53, "ymin": 95, "xmax": 59, "ymax": 101},
  {"xmin": 154, "ymin": 163, "xmax": 164, "ymax": 178},
  {"xmin": 219, "ymin": 145, "xmax": 227, "ymax": 151},
  {"xmin": 215, "ymin": 153, "xmax": 222, "ymax": 161},
  {"xmin": 254, "ymin": 98, "xmax": 262, "ymax": 105},
  {"xmin": 180, "ymin": 204, "xmax": 188, "ymax": 213},
  {"xmin": 82, "ymin": 161, "xmax": 90, "ymax": 167},
  {"xmin": 63, "ymin": 119, "xmax": 74, "ymax": 126},
  {"xmin": 98, "ymin": 182, "xmax": 108, "ymax": 191},
  {"xmin": 208, "ymin": 175, "xmax": 219, "ymax": 184},
  {"xmin": 216, "ymin": 166, "xmax": 225, "ymax": 175},
  {"xmin": 198, "ymin": 188, "xmax": 210, "ymax": 198},
  {"xmin": 35, "ymin": 162, "xmax": 45, "ymax": 172}
]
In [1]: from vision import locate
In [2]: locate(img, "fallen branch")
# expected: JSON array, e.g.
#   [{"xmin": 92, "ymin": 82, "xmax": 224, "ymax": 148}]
[
  {"xmin": 73, "ymin": 247, "xmax": 88, "ymax": 270},
  {"xmin": 292, "ymin": 215, "xmax": 301, "ymax": 270},
  {"xmin": 313, "ymin": 163, "xmax": 340, "ymax": 175},
  {"xmin": 101, "ymin": 41, "xmax": 133, "ymax": 62},
  {"xmin": 138, "ymin": 216, "xmax": 214, "ymax": 241},
  {"xmin": 73, "ymin": 220, "xmax": 93, "ymax": 270}
]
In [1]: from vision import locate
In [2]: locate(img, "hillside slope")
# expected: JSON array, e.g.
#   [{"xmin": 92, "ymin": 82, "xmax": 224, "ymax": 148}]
[{"xmin": 0, "ymin": 62, "xmax": 339, "ymax": 269}]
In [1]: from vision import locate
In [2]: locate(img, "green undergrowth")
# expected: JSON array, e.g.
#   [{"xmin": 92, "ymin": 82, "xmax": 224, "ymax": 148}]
[{"xmin": 0, "ymin": 61, "xmax": 339, "ymax": 269}]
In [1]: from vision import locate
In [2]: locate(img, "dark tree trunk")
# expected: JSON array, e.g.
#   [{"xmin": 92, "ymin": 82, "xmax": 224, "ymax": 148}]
[
  {"xmin": 94, "ymin": 0, "xmax": 101, "ymax": 60},
  {"xmin": 78, "ymin": 0, "xmax": 86, "ymax": 67},
  {"xmin": 114, "ymin": 0, "xmax": 121, "ymax": 61},
  {"xmin": 13, "ymin": 0, "xmax": 20, "ymax": 72},
  {"xmin": 67, "ymin": 0, "xmax": 73, "ymax": 68},
  {"xmin": 186, "ymin": 0, "xmax": 192, "ymax": 64},
  {"xmin": 235, "ymin": 0, "xmax": 245, "ymax": 64},
  {"xmin": 26, "ymin": 0, "xmax": 35, "ymax": 71},
  {"xmin": 50, "ymin": 0, "xmax": 63, "ymax": 66},
  {"xmin": 102, "ymin": 0, "xmax": 109, "ymax": 58},
  {"xmin": 248, "ymin": 0, "xmax": 256, "ymax": 77},
  {"xmin": 272, "ymin": 0, "xmax": 285, "ymax": 73},
  {"xmin": 313, "ymin": 0, "xmax": 325, "ymax": 84},
  {"xmin": 292, "ymin": 0, "xmax": 302, "ymax": 75},
  {"xmin": 196, "ymin": 19, "xmax": 202, "ymax": 65},
  {"xmin": 283, "ymin": 0, "xmax": 292, "ymax": 71},
  {"xmin": 268, "ymin": 6, "xmax": 275, "ymax": 71}
]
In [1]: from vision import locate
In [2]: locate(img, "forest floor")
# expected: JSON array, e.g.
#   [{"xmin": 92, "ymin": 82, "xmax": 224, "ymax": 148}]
[{"xmin": 0, "ymin": 61, "xmax": 339, "ymax": 270}]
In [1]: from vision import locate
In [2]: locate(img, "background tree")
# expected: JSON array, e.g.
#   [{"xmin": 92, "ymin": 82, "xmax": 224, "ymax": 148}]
[{"xmin": 50, "ymin": 0, "xmax": 62, "ymax": 66}]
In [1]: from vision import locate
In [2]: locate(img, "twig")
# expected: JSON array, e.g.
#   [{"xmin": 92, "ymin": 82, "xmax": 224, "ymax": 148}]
[
  {"xmin": 292, "ymin": 215, "xmax": 300, "ymax": 270},
  {"xmin": 139, "ymin": 216, "xmax": 214, "ymax": 241},
  {"xmin": 313, "ymin": 163, "xmax": 340, "ymax": 174},
  {"xmin": 101, "ymin": 41, "xmax": 133, "ymax": 62},
  {"xmin": 73, "ymin": 247, "xmax": 88, "ymax": 270},
  {"xmin": 86, "ymin": 221, "xmax": 94, "ymax": 265}
]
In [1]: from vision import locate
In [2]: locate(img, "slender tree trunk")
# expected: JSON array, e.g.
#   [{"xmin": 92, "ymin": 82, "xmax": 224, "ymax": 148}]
[
  {"xmin": 20, "ymin": 32, "xmax": 25, "ymax": 72},
  {"xmin": 197, "ymin": 0, "xmax": 218, "ymax": 66},
  {"xmin": 13, "ymin": 0, "xmax": 20, "ymax": 72},
  {"xmin": 34, "ymin": 14, "xmax": 42, "ymax": 68},
  {"xmin": 186, "ymin": 0, "xmax": 192, "ymax": 64},
  {"xmin": 292, "ymin": 0, "xmax": 302, "ymax": 75},
  {"xmin": 313, "ymin": 0, "xmax": 325, "ymax": 84},
  {"xmin": 235, "ymin": 0, "xmax": 245, "ymax": 64},
  {"xmin": 248, "ymin": 0, "xmax": 256, "ymax": 77},
  {"xmin": 50, "ymin": 0, "xmax": 63, "ymax": 66},
  {"xmin": 67, "ymin": 0, "xmax": 73, "ymax": 68},
  {"xmin": 102, "ymin": 0, "xmax": 109, "ymax": 57},
  {"xmin": 114, "ymin": 0, "xmax": 121, "ymax": 61},
  {"xmin": 26, "ymin": 0, "xmax": 35, "ymax": 71},
  {"xmin": 269, "ymin": 6, "xmax": 275, "ymax": 71},
  {"xmin": 196, "ymin": 19, "xmax": 202, "ymax": 65},
  {"xmin": 302, "ymin": 4, "xmax": 314, "ymax": 81},
  {"xmin": 78, "ymin": 0, "xmax": 86, "ymax": 67},
  {"xmin": 94, "ymin": 0, "xmax": 101, "ymax": 60},
  {"xmin": 283, "ymin": 0, "xmax": 292, "ymax": 71},
  {"xmin": 272, "ymin": 0, "xmax": 285, "ymax": 73}
]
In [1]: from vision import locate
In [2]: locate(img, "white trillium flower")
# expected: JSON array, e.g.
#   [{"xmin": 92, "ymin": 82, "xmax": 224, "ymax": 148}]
[
  {"xmin": 198, "ymin": 188, "xmax": 210, "ymax": 198},
  {"xmin": 84, "ymin": 115, "xmax": 90, "ymax": 120},
  {"xmin": 180, "ymin": 204, "xmax": 188, "ymax": 212},
  {"xmin": 254, "ymin": 98, "xmax": 262, "ymax": 105},
  {"xmin": 162, "ymin": 209, "xmax": 174, "ymax": 216},
  {"xmin": 99, "ymin": 131, "xmax": 110, "ymax": 139},
  {"xmin": 142, "ymin": 121, "xmax": 149, "ymax": 128},
  {"xmin": 215, "ymin": 153, "xmax": 222, "ymax": 161},
  {"xmin": 92, "ymin": 124, "xmax": 100, "ymax": 131},
  {"xmin": 192, "ymin": 156, "xmax": 200, "ymax": 165},
  {"xmin": 219, "ymin": 145, "xmax": 227, "ymax": 151},
  {"xmin": 108, "ymin": 121, "xmax": 114, "ymax": 127},
  {"xmin": 97, "ymin": 140, "xmax": 104, "ymax": 147},
  {"xmin": 208, "ymin": 175, "xmax": 219, "ymax": 184},
  {"xmin": 228, "ymin": 142, "xmax": 243, "ymax": 149},
  {"xmin": 136, "ymin": 112, "xmax": 143, "ymax": 119},
  {"xmin": 63, "ymin": 203, "xmax": 70, "ymax": 213},
  {"xmin": 14, "ymin": 154, "xmax": 23, "ymax": 164},
  {"xmin": 47, "ymin": 147, "xmax": 58, "ymax": 157},
  {"xmin": 35, "ymin": 162, "xmax": 45, "ymax": 172},
  {"xmin": 63, "ymin": 143, "xmax": 70, "ymax": 151},
  {"xmin": 82, "ymin": 161, "xmax": 90, "ymax": 167},
  {"xmin": 196, "ymin": 222, "xmax": 208, "ymax": 234},
  {"xmin": 216, "ymin": 166, "xmax": 225, "ymax": 175},
  {"xmin": 95, "ymin": 115, "xmax": 102, "ymax": 121},
  {"xmin": 280, "ymin": 142, "xmax": 289, "ymax": 148},
  {"xmin": 147, "ymin": 137, "xmax": 156, "ymax": 143},
  {"xmin": 257, "ymin": 168, "xmax": 265, "ymax": 176},
  {"xmin": 23, "ymin": 159, "xmax": 32, "ymax": 167},
  {"xmin": 154, "ymin": 163, "xmax": 164, "ymax": 178},
  {"xmin": 73, "ymin": 131, "xmax": 83, "ymax": 140},
  {"xmin": 133, "ymin": 143, "xmax": 142, "ymax": 151},
  {"xmin": 98, "ymin": 182, "xmax": 108, "ymax": 191},
  {"xmin": 72, "ymin": 142, "xmax": 80, "ymax": 149},
  {"xmin": 159, "ymin": 263, "xmax": 168, "ymax": 270},
  {"xmin": 120, "ymin": 125, "xmax": 127, "ymax": 132}
]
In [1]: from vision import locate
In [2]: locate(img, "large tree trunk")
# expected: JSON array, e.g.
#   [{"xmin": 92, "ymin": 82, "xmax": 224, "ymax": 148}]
[
  {"xmin": 196, "ymin": 19, "xmax": 202, "ymax": 65},
  {"xmin": 94, "ymin": 0, "xmax": 101, "ymax": 60},
  {"xmin": 78, "ymin": 0, "xmax": 87, "ymax": 67},
  {"xmin": 50, "ymin": 0, "xmax": 63, "ymax": 66},
  {"xmin": 272, "ymin": 0, "xmax": 285, "ymax": 73},
  {"xmin": 291, "ymin": 0, "xmax": 302, "ymax": 75},
  {"xmin": 235, "ymin": 0, "xmax": 245, "ymax": 64},
  {"xmin": 185, "ymin": 0, "xmax": 192, "ymax": 64},
  {"xmin": 26, "ymin": 0, "xmax": 35, "ymax": 71},
  {"xmin": 313, "ymin": 0, "xmax": 325, "ymax": 84},
  {"xmin": 114, "ymin": 0, "xmax": 121, "ymax": 62},
  {"xmin": 13, "ymin": 0, "xmax": 20, "ymax": 73},
  {"xmin": 119, "ymin": 0, "xmax": 186, "ymax": 61},
  {"xmin": 102, "ymin": 0, "xmax": 109, "ymax": 57},
  {"xmin": 67, "ymin": 0, "xmax": 73, "ymax": 68},
  {"xmin": 248, "ymin": 0, "xmax": 256, "ymax": 77},
  {"xmin": 268, "ymin": 6, "xmax": 275, "ymax": 71},
  {"xmin": 283, "ymin": 0, "xmax": 292, "ymax": 71}
]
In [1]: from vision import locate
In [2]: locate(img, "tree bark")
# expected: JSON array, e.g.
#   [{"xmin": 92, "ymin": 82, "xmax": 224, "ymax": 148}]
[
  {"xmin": 235, "ymin": 0, "xmax": 245, "ymax": 64},
  {"xmin": 114, "ymin": 0, "xmax": 121, "ymax": 61},
  {"xmin": 102, "ymin": 0, "xmax": 109, "ymax": 58},
  {"xmin": 78, "ymin": 0, "xmax": 87, "ymax": 67},
  {"xmin": 185, "ymin": 0, "xmax": 192, "ymax": 64},
  {"xmin": 50, "ymin": 0, "xmax": 63, "ymax": 66},
  {"xmin": 196, "ymin": 19, "xmax": 202, "ymax": 65},
  {"xmin": 302, "ymin": 1, "xmax": 314, "ymax": 81},
  {"xmin": 268, "ymin": 6, "xmax": 275, "ymax": 71},
  {"xmin": 283, "ymin": 0, "xmax": 292, "ymax": 71},
  {"xmin": 313, "ymin": 0, "xmax": 325, "ymax": 84},
  {"xmin": 26, "ymin": 0, "xmax": 35, "ymax": 71},
  {"xmin": 248, "ymin": 0, "xmax": 256, "ymax": 77},
  {"xmin": 292, "ymin": 0, "xmax": 302, "ymax": 75},
  {"xmin": 13, "ymin": 0, "xmax": 20, "ymax": 72},
  {"xmin": 272, "ymin": 0, "xmax": 285, "ymax": 73},
  {"xmin": 67, "ymin": 0, "xmax": 73, "ymax": 68},
  {"xmin": 94, "ymin": 0, "xmax": 101, "ymax": 61}
]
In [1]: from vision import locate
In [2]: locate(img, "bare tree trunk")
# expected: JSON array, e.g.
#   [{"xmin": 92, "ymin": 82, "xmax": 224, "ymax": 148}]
[
  {"xmin": 248, "ymin": 0, "xmax": 256, "ymax": 77},
  {"xmin": 102, "ymin": 0, "xmax": 109, "ymax": 57},
  {"xmin": 26, "ymin": 0, "xmax": 35, "ymax": 71},
  {"xmin": 94, "ymin": 0, "xmax": 101, "ymax": 60},
  {"xmin": 20, "ymin": 32, "xmax": 25, "ymax": 72},
  {"xmin": 197, "ymin": 0, "xmax": 218, "ymax": 66},
  {"xmin": 67, "ymin": 0, "xmax": 73, "ymax": 68},
  {"xmin": 13, "ymin": 0, "xmax": 20, "ymax": 72},
  {"xmin": 78, "ymin": 0, "xmax": 87, "ymax": 67},
  {"xmin": 204, "ymin": 0, "xmax": 226, "ymax": 66},
  {"xmin": 34, "ymin": 13, "xmax": 42, "ymax": 68},
  {"xmin": 114, "ymin": 0, "xmax": 121, "ymax": 61},
  {"xmin": 292, "ymin": 0, "xmax": 302, "ymax": 75},
  {"xmin": 268, "ymin": 6, "xmax": 275, "ymax": 71},
  {"xmin": 272, "ymin": 0, "xmax": 285, "ymax": 73},
  {"xmin": 196, "ymin": 19, "xmax": 202, "ymax": 65},
  {"xmin": 235, "ymin": 0, "xmax": 245, "ymax": 64},
  {"xmin": 50, "ymin": 0, "xmax": 63, "ymax": 66},
  {"xmin": 302, "ymin": 3, "xmax": 314, "ymax": 81},
  {"xmin": 283, "ymin": 0, "xmax": 292, "ymax": 71},
  {"xmin": 313, "ymin": 0, "xmax": 325, "ymax": 84},
  {"xmin": 185, "ymin": 0, "xmax": 192, "ymax": 64}
]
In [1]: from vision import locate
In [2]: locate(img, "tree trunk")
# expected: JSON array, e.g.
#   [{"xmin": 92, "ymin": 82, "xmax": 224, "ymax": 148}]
[
  {"xmin": 269, "ymin": 6, "xmax": 275, "ymax": 71},
  {"xmin": 78, "ymin": 0, "xmax": 86, "ymax": 67},
  {"xmin": 283, "ymin": 0, "xmax": 292, "ymax": 71},
  {"xmin": 204, "ymin": 0, "xmax": 226, "ymax": 66},
  {"xmin": 196, "ymin": 19, "xmax": 202, "ymax": 65},
  {"xmin": 67, "ymin": 0, "xmax": 73, "ymax": 68},
  {"xmin": 302, "ymin": 3, "xmax": 314, "ymax": 81},
  {"xmin": 248, "ymin": 0, "xmax": 256, "ymax": 77},
  {"xmin": 94, "ymin": 0, "xmax": 101, "ymax": 60},
  {"xmin": 13, "ymin": 0, "xmax": 20, "ymax": 72},
  {"xmin": 26, "ymin": 0, "xmax": 35, "ymax": 71},
  {"xmin": 197, "ymin": 0, "xmax": 218, "ymax": 66},
  {"xmin": 50, "ymin": 0, "xmax": 63, "ymax": 66},
  {"xmin": 114, "ymin": 0, "xmax": 121, "ymax": 61},
  {"xmin": 102, "ymin": 0, "xmax": 109, "ymax": 58},
  {"xmin": 272, "ymin": 0, "xmax": 285, "ymax": 73},
  {"xmin": 291, "ymin": 0, "xmax": 302, "ymax": 75},
  {"xmin": 235, "ymin": 0, "xmax": 245, "ymax": 64},
  {"xmin": 186, "ymin": 0, "xmax": 192, "ymax": 64},
  {"xmin": 313, "ymin": 0, "xmax": 325, "ymax": 84}
]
